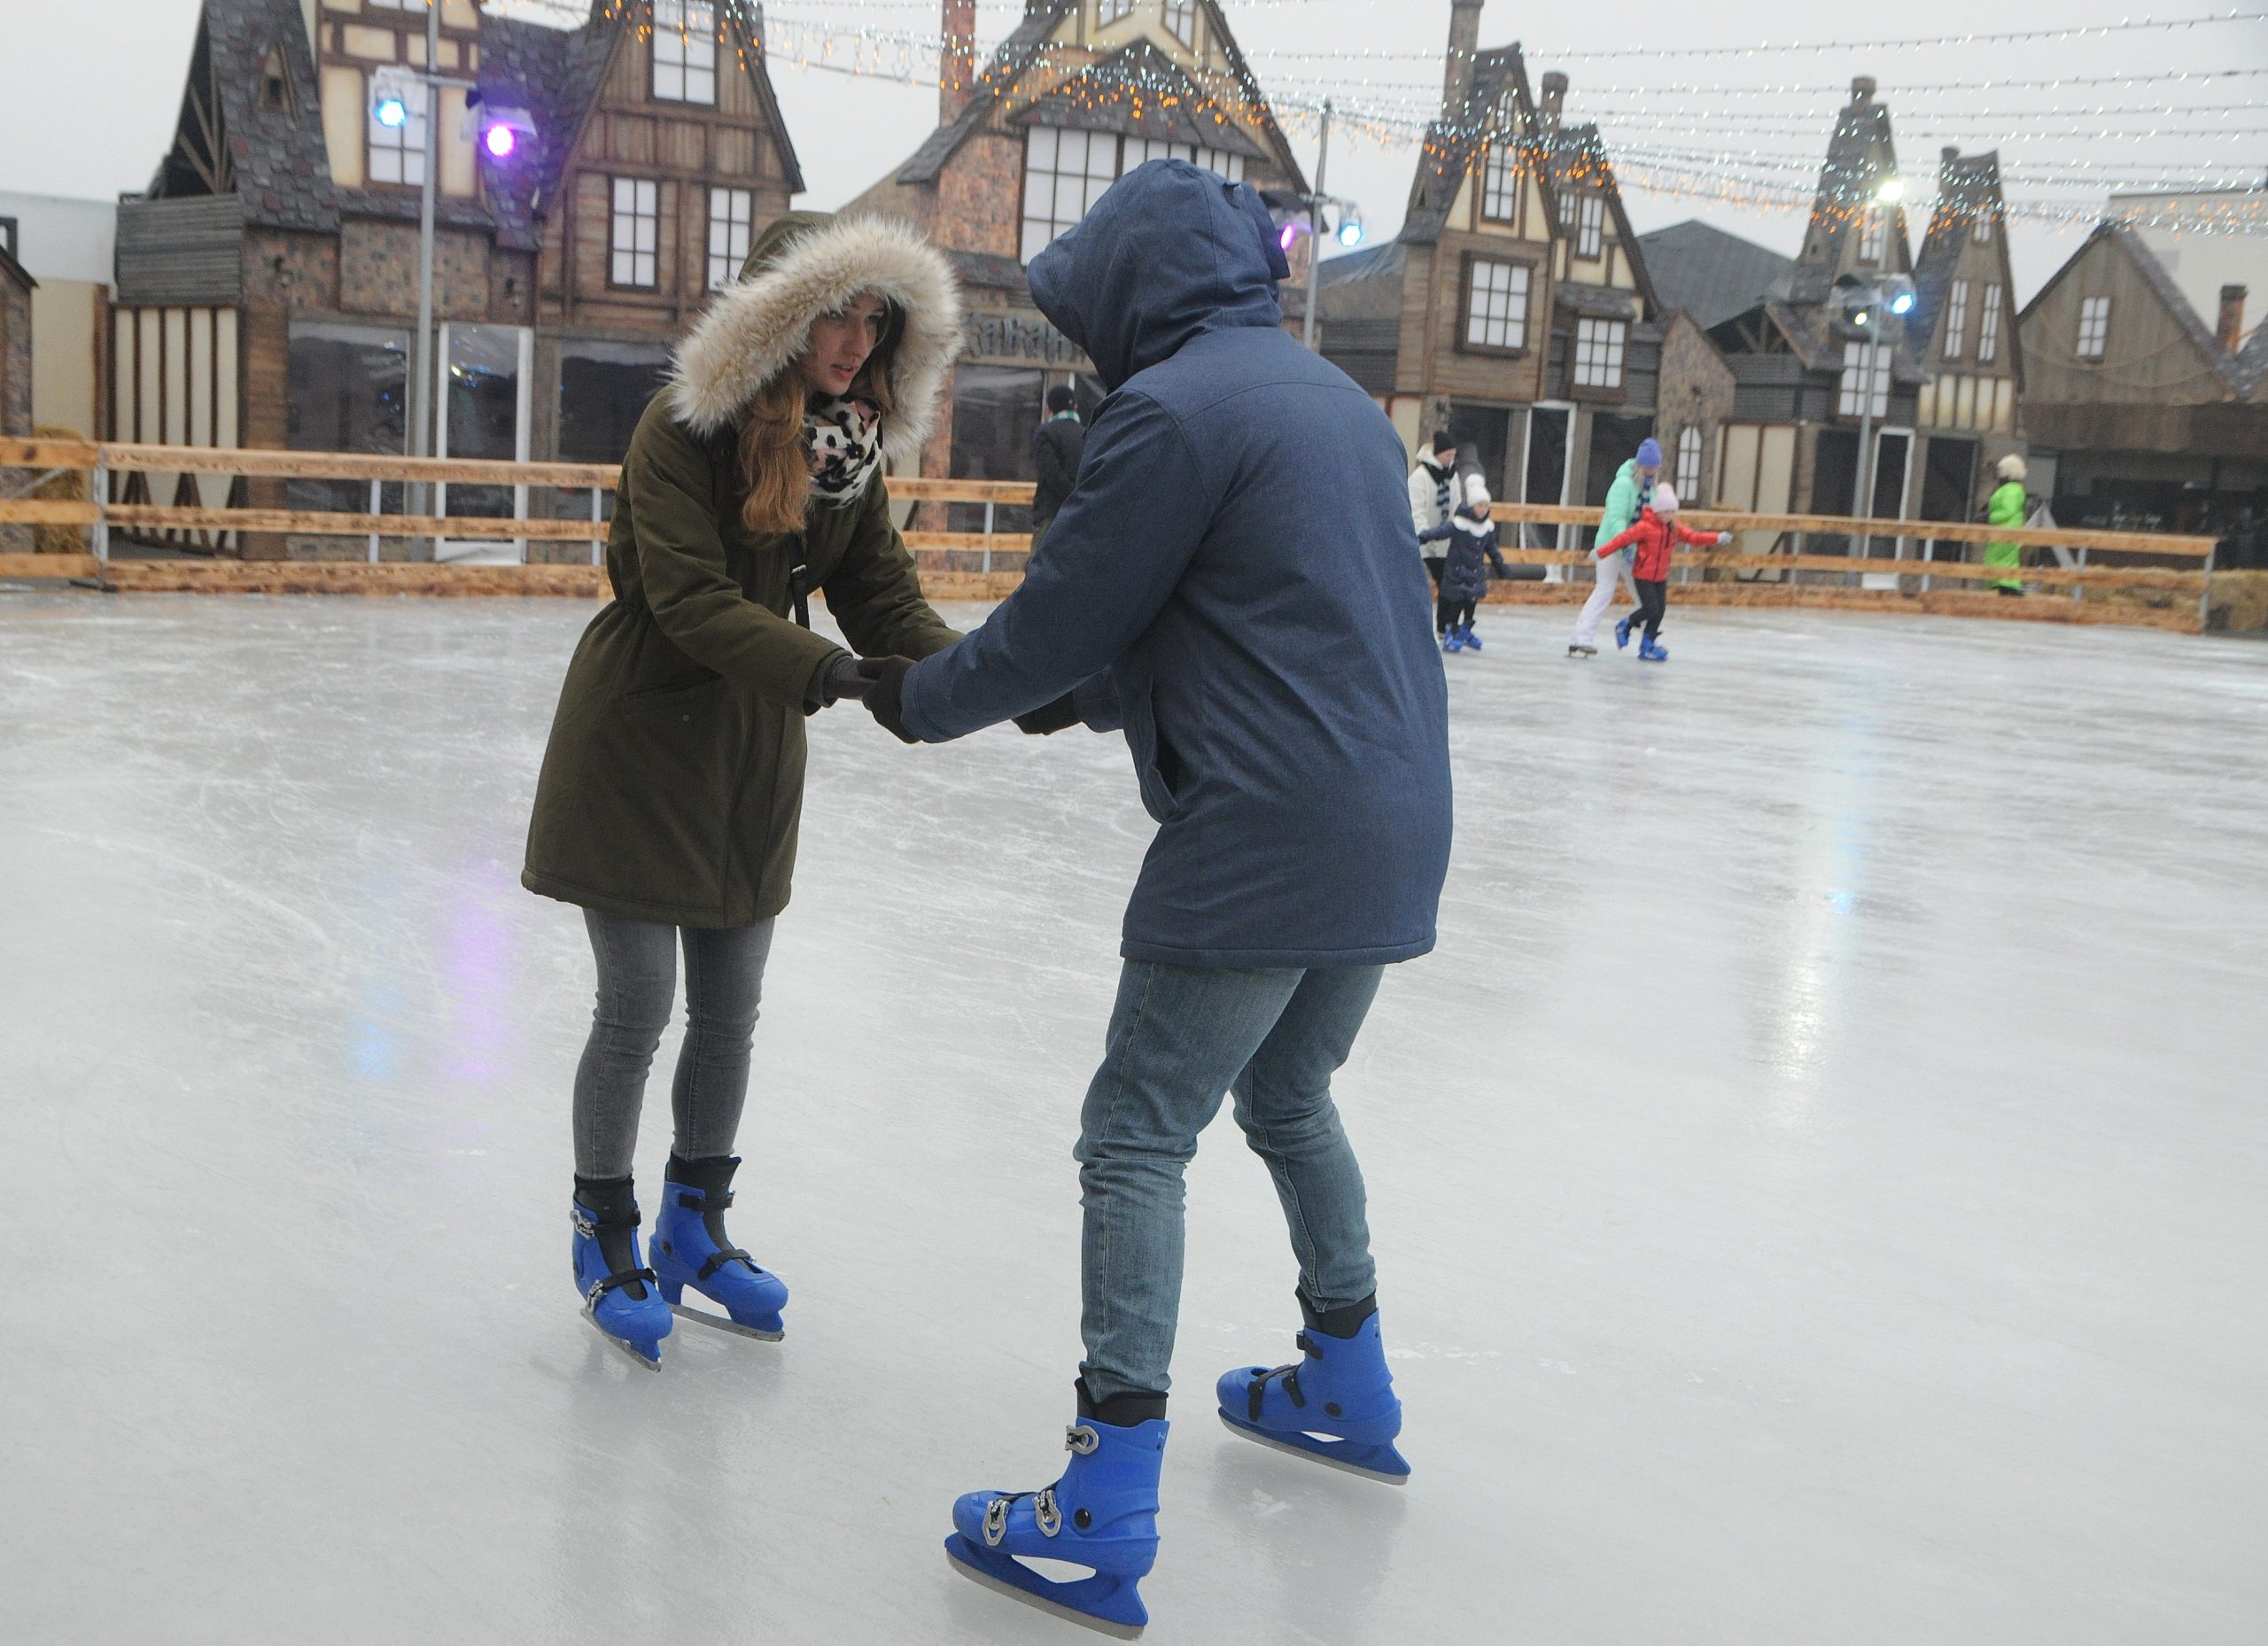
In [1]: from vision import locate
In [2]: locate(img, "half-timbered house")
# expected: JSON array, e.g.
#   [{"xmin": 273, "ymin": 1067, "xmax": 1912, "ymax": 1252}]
[
  {"xmin": 845, "ymin": 0, "xmax": 1310, "ymax": 530},
  {"xmin": 114, "ymin": 0, "xmax": 802, "ymax": 556},
  {"xmin": 1907, "ymin": 146, "xmax": 2025, "ymax": 545}
]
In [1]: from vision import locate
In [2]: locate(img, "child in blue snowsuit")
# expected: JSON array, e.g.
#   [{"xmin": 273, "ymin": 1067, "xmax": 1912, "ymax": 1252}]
[{"xmin": 1440, "ymin": 475, "xmax": 1510, "ymax": 653}]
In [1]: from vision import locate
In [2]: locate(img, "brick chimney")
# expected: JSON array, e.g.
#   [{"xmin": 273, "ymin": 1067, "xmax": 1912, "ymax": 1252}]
[
  {"xmin": 940, "ymin": 0, "xmax": 975, "ymax": 125},
  {"xmin": 1539, "ymin": 71, "xmax": 1567, "ymax": 137},
  {"xmin": 2220, "ymin": 284, "xmax": 2249, "ymax": 352},
  {"xmin": 1851, "ymin": 75, "xmax": 1876, "ymax": 104},
  {"xmin": 1444, "ymin": 0, "xmax": 1483, "ymax": 113}
]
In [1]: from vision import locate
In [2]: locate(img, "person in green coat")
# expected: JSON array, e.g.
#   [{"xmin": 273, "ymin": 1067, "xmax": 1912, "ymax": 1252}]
[
  {"xmin": 1984, "ymin": 453, "xmax": 2030, "ymax": 595},
  {"xmin": 522, "ymin": 211, "xmax": 963, "ymax": 1367}
]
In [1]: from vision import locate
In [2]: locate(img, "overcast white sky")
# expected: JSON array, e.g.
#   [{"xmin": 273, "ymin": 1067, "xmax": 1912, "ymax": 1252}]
[{"xmin": 2, "ymin": 0, "xmax": 2261, "ymax": 302}]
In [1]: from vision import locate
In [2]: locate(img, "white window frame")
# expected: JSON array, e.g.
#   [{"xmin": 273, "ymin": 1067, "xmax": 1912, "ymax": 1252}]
[
  {"xmin": 1162, "ymin": 1, "xmax": 1195, "ymax": 45},
  {"xmin": 1573, "ymin": 317, "xmax": 1627, "ymax": 389},
  {"xmin": 2077, "ymin": 295, "xmax": 2110, "ymax": 361},
  {"xmin": 1978, "ymin": 284, "xmax": 2003, "ymax": 363},
  {"xmin": 1675, "ymin": 425, "xmax": 1703, "ymax": 500},
  {"xmin": 707, "ymin": 185, "xmax": 754, "ymax": 291},
  {"xmin": 1464, "ymin": 257, "xmax": 1531, "ymax": 353},
  {"xmin": 1858, "ymin": 208, "xmax": 1886, "ymax": 264},
  {"xmin": 610, "ymin": 177, "xmax": 660, "ymax": 289},
  {"xmin": 1839, "ymin": 341, "xmax": 1892, "ymax": 419},
  {"xmin": 652, "ymin": 0, "xmax": 718, "ymax": 106},
  {"xmin": 1481, "ymin": 144, "xmax": 1518, "ymax": 222},
  {"xmin": 1021, "ymin": 128, "xmax": 1243, "ymax": 265},
  {"xmin": 1574, "ymin": 195, "xmax": 1604, "ymax": 260},
  {"xmin": 367, "ymin": 75, "xmax": 427, "ymax": 187},
  {"xmin": 1975, "ymin": 213, "xmax": 1993, "ymax": 245},
  {"xmin": 1099, "ymin": 0, "xmax": 1136, "ymax": 21},
  {"xmin": 1942, "ymin": 279, "xmax": 1969, "ymax": 360}
]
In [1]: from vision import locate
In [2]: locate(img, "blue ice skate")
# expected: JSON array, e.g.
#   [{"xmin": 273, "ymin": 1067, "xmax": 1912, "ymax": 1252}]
[
  {"xmin": 1639, "ymin": 641, "xmax": 1668, "ymax": 663},
  {"xmin": 1614, "ymin": 615, "xmax": 1634, "ymax": 650},
  {"xmin": 650, "ymin": 1156, "xmax": 788, "ymax": 1341},
  {"xmin": 1441, "ymin": 629, "xmax": 1464, "ymax": 654},
  {"xmin": 946, "ymin": 1414, "xmax": 1168, "ymax": 1638},
  {"xmin": 1216, "ymin": 1308, "xmax": 1409, "ymax": 1483},
  {"xmin": 571, "ymin": 1185, "xmax": 672, "ymax": 1371},
  {"xmin": 1460, "ymin": 625, "xmax": 1483, "ymax": 651}
]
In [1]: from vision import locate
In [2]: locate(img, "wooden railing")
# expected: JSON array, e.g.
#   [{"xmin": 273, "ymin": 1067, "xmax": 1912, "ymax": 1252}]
[{"xmin": 0, "ymin": 440, "xmax": 2225, "ymax": 627}]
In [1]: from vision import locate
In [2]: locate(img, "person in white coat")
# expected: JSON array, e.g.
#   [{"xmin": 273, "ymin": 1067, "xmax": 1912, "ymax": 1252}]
[
  {"xmin": 1409, "ymin": 431, "xmax": 1460, "ymax": 617},
  {"xmin": 1570, "ymin": 436, "xmax": 1661, "ymax": 656}
]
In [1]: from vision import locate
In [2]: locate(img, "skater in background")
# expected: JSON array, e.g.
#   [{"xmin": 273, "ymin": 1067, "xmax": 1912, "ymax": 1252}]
[
  {"xmin": 1030, "ymin": 383, "xmax": 1086, "ymax": 553},
  {"xmin": 845, "ymin": 160, "xmax": 1450, "ymax": 1635},
  {"xmin": 1984, "ymin": 454, "xmax": 2029, "ymax": 595},
  {"xmin": 521, "ymin": 212, "xmax": 964, "ymax": 1369},
  {"xmin": 1592, "ymin": 483, "xmax": 1730, "ymax": 663},
  {"xmin": 1570, "ymin": 435, "xmax": 1661, "ymax": 657},
  {"xmin": 1440, "ymin": 473, "xmax": 1510, "ymax": 654},
  {"xmin": 1410, "ymin": 429, "xmax": 1460, "ymax": 607}
]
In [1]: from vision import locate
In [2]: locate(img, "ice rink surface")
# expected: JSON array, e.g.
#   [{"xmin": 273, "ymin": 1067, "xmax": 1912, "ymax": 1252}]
[{"xmin": 2, "ymin": 592, "xmax": 2264, "ymax": 1646}]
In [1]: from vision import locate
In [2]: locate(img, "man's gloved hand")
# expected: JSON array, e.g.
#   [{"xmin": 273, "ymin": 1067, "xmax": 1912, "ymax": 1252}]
[
  {"xmin": 852, "ymin": 656, "xmax": 919, "ymax": 743},
  {"xmin": 1012, "ymin": 693, "xmax": 1081, "ymax": 736}
]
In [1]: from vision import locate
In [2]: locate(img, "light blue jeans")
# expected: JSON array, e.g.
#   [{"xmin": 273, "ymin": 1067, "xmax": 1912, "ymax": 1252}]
[{"xmin": 1076, "ymin": 959, "xmax": 1386, "ymax": 1402}]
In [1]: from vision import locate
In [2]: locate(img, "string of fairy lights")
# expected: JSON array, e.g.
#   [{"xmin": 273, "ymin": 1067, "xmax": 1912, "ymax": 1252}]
[{"xmin": 486, "ymin": 0, "xmax": 2267, "ymax": 234}]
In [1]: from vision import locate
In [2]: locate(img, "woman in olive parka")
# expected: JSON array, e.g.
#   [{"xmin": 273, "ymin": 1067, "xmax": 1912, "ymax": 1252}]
[{"xmin": 524, "ymin": 211, "xmax": 962, "ymax": 1368}]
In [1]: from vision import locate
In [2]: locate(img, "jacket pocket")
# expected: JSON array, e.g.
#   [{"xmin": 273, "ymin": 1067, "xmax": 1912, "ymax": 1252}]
[{"xmin": 613, "ymin": 673, "xmax": 719, "ymax": 710}]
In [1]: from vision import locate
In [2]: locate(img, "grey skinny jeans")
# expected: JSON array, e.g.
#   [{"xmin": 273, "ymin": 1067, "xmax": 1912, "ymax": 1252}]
[{"xmin": 571, "ymin": 909, "xmax": 776, "ymax": 1181}]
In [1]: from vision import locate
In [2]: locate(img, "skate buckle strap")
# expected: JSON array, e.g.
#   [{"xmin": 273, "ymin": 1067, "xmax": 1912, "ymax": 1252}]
[
  {"xmin": 583, "ymin": 1267, "xmax": 658, "ymax": 1309},
  {"xmin": 1033, "ymin": 1487, "xmax": 1062, "ymax": 1537},
  {"xmin": 982, "ymin": 1495, "xmax": 1010, "ymax": 1548},
  {"xmin": 675, "ymin": 1184, "xmax": 734, "ymax": 1211},
  {"xmin": 1066, "ymin": 1424, "xmax": 1099, "ymax": 1456},
  {"xmin": 695, "ymin": 1244, "xmax": 760, "ymax": 1283},
  {"xmin": 572, "ymin": 1206, "xmax": 642, "ymax": 1238},
  {"xmin": 1247, "ymin": 1333, "xmax": 1322, "ymax": 1421}
]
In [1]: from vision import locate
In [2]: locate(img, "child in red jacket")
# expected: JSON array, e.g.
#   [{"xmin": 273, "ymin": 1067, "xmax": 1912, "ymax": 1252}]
[{"xmin": 1593, "ymin": 484, "xmax": 1729, "ymax": 662}]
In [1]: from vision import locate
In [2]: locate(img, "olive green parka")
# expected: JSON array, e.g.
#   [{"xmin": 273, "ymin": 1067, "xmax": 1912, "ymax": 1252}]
[{"xmin": 523, "ymin": 212, "xmax": 963, "ymax": 928}]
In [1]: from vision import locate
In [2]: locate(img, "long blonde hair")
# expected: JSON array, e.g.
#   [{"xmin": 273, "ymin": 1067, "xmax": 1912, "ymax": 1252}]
[{"xmin": 738, "ymin": 310, "xmax": 901, "ymax": 537}]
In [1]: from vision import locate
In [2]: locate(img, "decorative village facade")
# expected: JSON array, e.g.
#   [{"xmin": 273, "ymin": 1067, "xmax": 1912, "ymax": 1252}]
[
  {"xmin": 845, "ymin": 0, "xmax": 1310, "ymax": 530},
  {"xmin": 115, "ymin": 0, "xmax": 801, "ymax": 555}
]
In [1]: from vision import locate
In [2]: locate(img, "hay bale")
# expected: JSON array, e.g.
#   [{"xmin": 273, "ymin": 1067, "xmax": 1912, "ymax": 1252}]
[
  {"xmin": 2206, "ymin": 571, "xmax": 2268, "ymax": 635},
  {"xmin": 29, "ymin": 426, "xmax": 89, "ymax": 555}
]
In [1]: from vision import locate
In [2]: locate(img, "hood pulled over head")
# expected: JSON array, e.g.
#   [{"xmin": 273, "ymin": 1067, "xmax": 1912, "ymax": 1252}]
[
  {"xmin": 666, "ymin": 210, "xmax": 961, "ymax": 467},
  {"xmin": 1026, "ymin": 159, "xmax": 1290, "ymax": 391}
]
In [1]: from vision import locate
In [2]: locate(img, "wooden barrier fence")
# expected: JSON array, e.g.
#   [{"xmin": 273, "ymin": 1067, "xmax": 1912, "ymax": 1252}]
[{"xmin": 0, "ymin": 439, "xmax": 2225, "ymax": 629}]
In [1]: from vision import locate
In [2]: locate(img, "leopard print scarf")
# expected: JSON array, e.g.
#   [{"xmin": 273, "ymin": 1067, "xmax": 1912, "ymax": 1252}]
[{"xmin": 804, "ymin": 394, "xmax": 884, "ymax": 507}]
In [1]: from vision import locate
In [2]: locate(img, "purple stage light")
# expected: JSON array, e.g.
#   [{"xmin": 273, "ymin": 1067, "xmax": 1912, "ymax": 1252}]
[
  {"xmin": 484, "ymin": 124, "xmax": 517, "ymax": 159},
  {"xmin": 1278, "ymin": 222, "xmax": 1299, "ymax": 252}
]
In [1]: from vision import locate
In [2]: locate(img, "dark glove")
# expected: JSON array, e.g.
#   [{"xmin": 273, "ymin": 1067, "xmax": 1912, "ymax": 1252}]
[
  {"xmin": 852, "ymin": 656, "xmax": 918, "ymax": 744},
  {"xmin": 1416, "ymin": 523, "xmax": 1454, "ymax": 545},
  {"xmin": 1012, "ymin": 692, "xmax": 1081, "ymax": 736},
  {"xmin": 824, "ymin": 655, "xmax": 869, "ymax": 702}
]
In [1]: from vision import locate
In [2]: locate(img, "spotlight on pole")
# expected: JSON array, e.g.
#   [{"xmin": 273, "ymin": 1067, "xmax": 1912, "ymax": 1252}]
[
  {"xmin": 1876, "ymin": 176, "xmax": 1906, "ymax": 204},
  {"xmin": 1337, "ymin": 209, "xmax": 1364, "ymax": 247},
  {"xmin": 370, "ymin": 66, "xmax": 418, "ymax": 131},
  {"xmin": 462, "ymin": 89, "xmax": 536, "ymax": 162}
]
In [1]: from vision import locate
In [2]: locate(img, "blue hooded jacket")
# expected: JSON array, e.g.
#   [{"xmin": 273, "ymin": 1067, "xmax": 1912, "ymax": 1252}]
[{"xmin": 896, "ymin": 160, "xmax": 1453, "ymax": 968}]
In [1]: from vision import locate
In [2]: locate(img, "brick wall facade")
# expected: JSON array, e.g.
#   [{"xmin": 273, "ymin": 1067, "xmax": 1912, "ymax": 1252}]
[
  {"xmin": 1655, "ymin": 313, "xmax": 1736, "ymax": 507},
  {"xmin": 1, "ymin": 268, "xmax": 31, "ymax": 553}
]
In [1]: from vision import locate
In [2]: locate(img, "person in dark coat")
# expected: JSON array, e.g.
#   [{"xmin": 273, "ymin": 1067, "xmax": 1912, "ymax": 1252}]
[
  {"xmin": 1438, "ymin": 473, "xmax": 1511, "ymax": 654},
  {"xmin": 521, "ymin": 211, "xmax": 963, "ymax": 1367},
  {"xmin": 1029, "ymin": 382, "xmax": 1085, "ymax": 550},
  {"xmin": 847, "ymin": 159, "xmax": 1451, "ymax": 1634}
]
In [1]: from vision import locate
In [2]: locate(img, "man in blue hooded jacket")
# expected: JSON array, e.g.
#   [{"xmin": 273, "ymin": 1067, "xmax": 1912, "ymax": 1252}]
[{"xmin": 852, "ymin": 159, "xmax": 1451, "ymax": 1632}]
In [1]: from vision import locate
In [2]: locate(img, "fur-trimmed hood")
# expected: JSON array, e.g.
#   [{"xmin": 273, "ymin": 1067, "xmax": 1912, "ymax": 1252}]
[{"xmin": 666, "ymin": 211, "xmax": 961, "ymax": 468}]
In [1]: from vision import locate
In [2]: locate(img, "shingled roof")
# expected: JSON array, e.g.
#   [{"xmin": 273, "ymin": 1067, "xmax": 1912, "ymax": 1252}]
[
  {"xmin": 1400, "ymin": 45, "xmax": 1543, "ymax": 245},
  {"xmin": 1908, "ymin": 147, "xmax": 2019, "ymax": 382},
  {"xmin": 149, "ymin": 0, "xmax": 339, "ymax": 234},
  {"xmin": 1786, "ymin": 80, "xmax": 1914, "ymax": 305},
  {"xmin": 1011, "ymin": 39, "xmax": 1266, "ymax": 158},
  {"xmin": 2026, "ymin": 220, "xmax": 2263, "ymax": 400},
  {"xmin": 1637, "ymin": 220, "xmax": 1792, "ymax": 330}
]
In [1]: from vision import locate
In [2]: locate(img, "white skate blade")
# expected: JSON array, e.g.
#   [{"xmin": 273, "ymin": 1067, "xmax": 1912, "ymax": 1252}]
[
  {"xmin": 668, "ymin": 1301, "xmax": 783, "ymax": 1343},
  {"xmin": 944, "ymin": 1547, "xmax": 1144, "ymax": 1640},
  {"xmin": 584, "ymin": 1315, "xmax": 662, "ymax": 1372},
  {"xmin": 1216, "ymin": 1411, "xmax": 1409, "ymax": 1485}
]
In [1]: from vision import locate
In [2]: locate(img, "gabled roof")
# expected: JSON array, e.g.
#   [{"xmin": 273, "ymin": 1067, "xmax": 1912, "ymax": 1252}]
[
  {"xmin": 1910, "ymin": 149, "xmax": 2020, "ymax": 384},
  {"xmin": 1786, "ymin": 82, "xmax": 1914, "ymax": 304},
  {"xmin": 1401, "ymin": 45, "xmax": 1545, "ymax": 245},
  {"xmin": 1637, "ymin": 220, "xmax": 1792, "ymax": 330},
  {"xmin": 1545, "ymin": 120, "xmax": 1660, "ymax": 313},
  {"xmin": 150, "ymin": 0, "xmax": 338, "ymax": 234},
  {"xmin": 894, "ymin": 0, "xmax": 1302, "ymax": 190},
  {"xmin": 1317, "ymin": 241, "xmax": 1405, "ymax": 291},
  {"xmin": 142, "ymin": 2, "xmax": 800, "ymax": 257},
  {"xmin": 2022, "ymin": 219, "xmax": 2259, "ymax": 400},
  {"xmin": 1011, "ymin": 39, "xmax": 1266, "ymax": 158},
  {"xmin": 0, "ymin": 245, "xmax": 35, "ymax": 296}
]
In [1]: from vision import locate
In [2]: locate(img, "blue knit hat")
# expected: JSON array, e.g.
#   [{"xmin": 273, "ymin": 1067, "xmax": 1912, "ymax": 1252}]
[{"xmin": 1636, "ymin": 438, "xmax": 1663, "ymax": 469}]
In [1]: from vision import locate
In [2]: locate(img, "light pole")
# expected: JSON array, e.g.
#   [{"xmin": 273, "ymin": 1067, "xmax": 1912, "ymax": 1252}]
[{"xmin": 1303, "ymin": 98, "xmax": 1332, "ymax": 351}]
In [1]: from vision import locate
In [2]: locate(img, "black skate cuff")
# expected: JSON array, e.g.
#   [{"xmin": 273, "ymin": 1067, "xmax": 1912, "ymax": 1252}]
[
  {"xmin": 664, "ymin": 1153, "xmax": 741, "ymax": 1193},
  {"xmin": 1076, "ymin": 1377, "xmax": 1168, "ymax": 1427},
  {"xmin": 573, "ymin": 1173, "xmax": 638, "ymax": 1223},
  {"xmin": 1296, "ymin": 1289, "xmax": 1379, "ymax": 1340}
]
